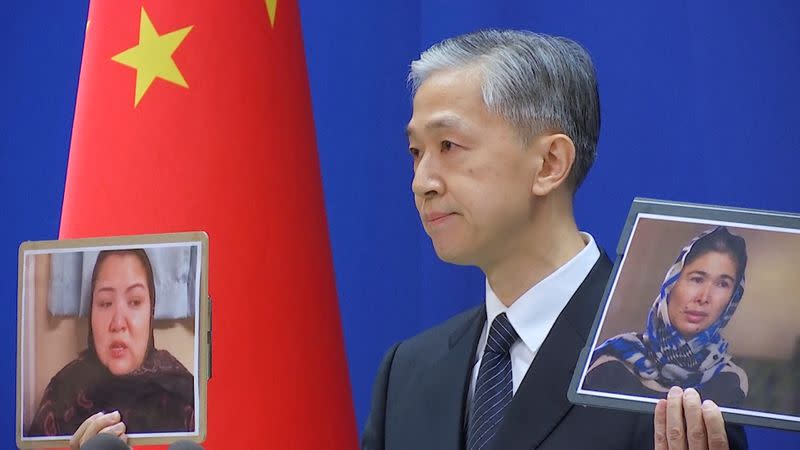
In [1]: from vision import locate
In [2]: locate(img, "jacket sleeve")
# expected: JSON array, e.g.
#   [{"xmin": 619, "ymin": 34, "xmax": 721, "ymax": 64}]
[
  {"xmin": 726, "ymin": 423, "xmax": 749, "ymax": 450},
  {"xmin": 361, "ymin": 343, "xmax": 400, "ymax": 450}
]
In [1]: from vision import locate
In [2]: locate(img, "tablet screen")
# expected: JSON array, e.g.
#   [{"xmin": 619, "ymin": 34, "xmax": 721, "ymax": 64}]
[{"xmin": 17, "ymin": 232, "xmax": 208, "ymax": 448}]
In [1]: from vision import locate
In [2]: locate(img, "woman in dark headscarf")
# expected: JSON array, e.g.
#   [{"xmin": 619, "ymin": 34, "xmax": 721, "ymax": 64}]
[
  {"xmin": 28, "ymin": 249, "xmax": 195, "ymax": 436},
  {"xmin": 583, "ymin": 226, "xmax": 749, "ymax": 407}
]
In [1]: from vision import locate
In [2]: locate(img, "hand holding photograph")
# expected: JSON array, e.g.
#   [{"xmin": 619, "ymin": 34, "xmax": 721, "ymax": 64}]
[{"xmin": 570, "ymin": 199, "xmax": 800, "ymax": 432}]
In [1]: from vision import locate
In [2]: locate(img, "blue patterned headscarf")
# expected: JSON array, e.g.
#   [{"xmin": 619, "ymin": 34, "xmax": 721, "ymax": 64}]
[{"xmin": 590, "ymin": 226, "xmax": 746, "ymax": 388}]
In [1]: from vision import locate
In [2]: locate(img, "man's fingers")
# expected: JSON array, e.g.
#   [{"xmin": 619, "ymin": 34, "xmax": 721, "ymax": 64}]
[
  {"xmin": 654, "ymin": 399, "xmax": 669, "ymax": 450},
  {"xmin": 85, "ymin": 410, "xmax": 121, "ymax": 435},
  {"xmin": 99, "ymin": 421, "xmax": 127, "ymax": 437},
  {"xmin": 683, "ymin": 388, "xmax": 708, "ymax": 450},
  {"xmin": 70, "ymin": 411, "xmax": 104, "ymax": 450},
  {"xmin": 74, "ymin": 411, "xmax": 104, "ymax": 437},
  {"xmin": 80, "ymin": 411, "xmax": 122, "ymax": 446},
  {"xmin": 666, "ymin": 386, "xmax": 687, "ymax": 450},
  {"xmin": 702, "ymin": 400, "xmax": 729, "ymax": 450}
]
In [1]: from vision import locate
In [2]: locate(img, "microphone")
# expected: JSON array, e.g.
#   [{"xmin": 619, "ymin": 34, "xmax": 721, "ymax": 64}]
[
  {"xmin": 80, "ymin": 433, "xmax": 130, "ymax": 449},
  {"xmin": 168, "ymin": 440, "xmax": 205, "ymax": 449},
  {"xmin": 79, "ymin": 434, "xmax": 204, "ymax": 449}
]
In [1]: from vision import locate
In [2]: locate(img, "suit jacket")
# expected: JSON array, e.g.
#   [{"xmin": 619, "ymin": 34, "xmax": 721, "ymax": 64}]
[{"xmin": 362, "ymin": 254, "xmax": 747, "ymax": 450}]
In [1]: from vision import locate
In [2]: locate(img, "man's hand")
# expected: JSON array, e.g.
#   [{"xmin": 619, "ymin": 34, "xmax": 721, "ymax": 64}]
[
  {"xmin": 654, "ymin": 387, "xmax": 729, "ymax": 450},
  {"xmin": 70, "ymin": 411, "xmax": 128, "ymax": 450}
]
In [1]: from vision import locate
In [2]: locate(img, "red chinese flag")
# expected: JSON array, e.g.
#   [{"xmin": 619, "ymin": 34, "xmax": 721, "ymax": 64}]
[{"xmin": 60, "ymin": 1, "xmax": 357, "ymax": 448}]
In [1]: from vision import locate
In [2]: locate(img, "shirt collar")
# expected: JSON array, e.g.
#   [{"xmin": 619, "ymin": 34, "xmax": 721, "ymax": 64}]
[{"xmin": 484, "ymin": 232, "xmax": 601, "ymax": 354}]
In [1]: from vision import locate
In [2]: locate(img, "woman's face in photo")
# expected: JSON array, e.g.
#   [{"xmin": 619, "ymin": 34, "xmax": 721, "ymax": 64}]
[
  {"xmin": 91, "ymin": 253, "xmax": 152, "ymax": 375},
  {"xmin": 668, "ymin": 250, "xmax": 738, "ymax": 339}
]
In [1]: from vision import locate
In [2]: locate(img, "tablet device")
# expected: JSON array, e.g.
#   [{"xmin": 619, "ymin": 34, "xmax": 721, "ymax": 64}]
[
  {"xmin": 17, "ymin": 232, "xmax": 209, "ymax": 448},
  {"xmin": 569, "ymin": 198, "xmax": 800, "ymax": 432}
]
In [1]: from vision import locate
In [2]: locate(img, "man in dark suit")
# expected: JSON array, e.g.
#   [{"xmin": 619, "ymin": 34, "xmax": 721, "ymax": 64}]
[{"xmin": 362, "ymin": 30, "xmax": 746, "ymax": 450}]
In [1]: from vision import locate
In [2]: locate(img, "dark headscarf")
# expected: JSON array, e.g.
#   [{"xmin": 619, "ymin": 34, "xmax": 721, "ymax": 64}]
[{"xmin": 27, "ymin": 250, "xmax": 195, "ymax": 437}]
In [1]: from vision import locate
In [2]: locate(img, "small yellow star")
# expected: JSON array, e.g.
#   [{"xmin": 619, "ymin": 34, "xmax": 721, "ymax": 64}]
[
  {"xmin": 265, "ymin": 0, "xmax": 277, "ymax": 27},
  {"xmin": 111, "ymin": 7, "xmax": 193, "ymax": 107}
]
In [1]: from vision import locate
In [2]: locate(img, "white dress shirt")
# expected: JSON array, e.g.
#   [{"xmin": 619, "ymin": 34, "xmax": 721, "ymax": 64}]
[{"xmin": 468, "ymin": 233, "xmax": 601, "ymax": 399}]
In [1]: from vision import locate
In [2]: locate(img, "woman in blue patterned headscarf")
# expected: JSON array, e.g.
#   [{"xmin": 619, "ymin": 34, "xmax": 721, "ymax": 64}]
[{"xmin": 583, "ymin": 226, "xmax": 749, "ymax": 406}]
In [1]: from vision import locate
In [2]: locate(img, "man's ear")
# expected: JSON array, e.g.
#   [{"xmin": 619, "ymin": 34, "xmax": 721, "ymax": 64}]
[{"xmin": 531, "ymin": 133, "xmax": 575, "ymax": 196}]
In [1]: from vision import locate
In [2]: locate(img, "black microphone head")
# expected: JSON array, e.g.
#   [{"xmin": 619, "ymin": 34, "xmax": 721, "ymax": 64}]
[
  {"xmin": 80, "ymin": 433, "xmax": 130, "ymax": 449},
  {"xmin": 168, "ymin": 440, "xmax": 204, "ymax": 449}
]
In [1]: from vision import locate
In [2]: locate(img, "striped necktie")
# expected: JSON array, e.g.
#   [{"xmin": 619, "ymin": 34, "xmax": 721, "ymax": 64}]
[{"xmin": 466, "ymin": 312, "xmax": 519, "ymax": 450}]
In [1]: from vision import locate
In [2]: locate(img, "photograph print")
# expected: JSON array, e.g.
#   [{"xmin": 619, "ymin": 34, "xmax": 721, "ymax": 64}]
[{"xmin": 571, "ymin": 200, "xmax": 800, "ymax": 432}]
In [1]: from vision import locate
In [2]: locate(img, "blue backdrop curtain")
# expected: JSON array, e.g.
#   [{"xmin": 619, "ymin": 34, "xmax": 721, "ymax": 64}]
[{"xmin": 2, "ymin": 1, "xmax": 799, "ymax": 447}]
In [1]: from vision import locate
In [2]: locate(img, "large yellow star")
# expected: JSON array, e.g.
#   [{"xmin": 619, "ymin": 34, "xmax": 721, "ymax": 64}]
[
  {"xmin": 265, "ymin": 0, "xmax": 278, "ymax": 27},
  {"xmin": 111, "ymin": 7, "xmax": 193, "ymax": 107}
]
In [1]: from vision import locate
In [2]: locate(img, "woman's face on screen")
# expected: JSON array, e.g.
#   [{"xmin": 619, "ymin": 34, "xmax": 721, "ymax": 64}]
[
  {"xmin": 668, "ymin": 250, "xmax": 737, "ymax": 339},
  {"xmin": 91, "ymin": 253, "xmax": 152, "ymax": 375}
]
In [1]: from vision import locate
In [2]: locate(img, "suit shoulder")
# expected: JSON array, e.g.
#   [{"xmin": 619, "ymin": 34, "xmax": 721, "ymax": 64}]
[
  {"xmin": 391, "ymin": 305, "xmax": 482, "ymax": 369},
  {"xmin": 401, "ymin": 306, "xmax": 481, "ymax": 349}
]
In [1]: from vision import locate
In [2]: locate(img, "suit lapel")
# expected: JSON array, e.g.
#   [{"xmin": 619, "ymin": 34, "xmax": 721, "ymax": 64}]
[
  {"xmin": 490, "ymin": 254, "xmax": 613, "ymax": 450},
  {"xmin": 396, "ymin": 307, "xmax": 485, "ymax": 450}
]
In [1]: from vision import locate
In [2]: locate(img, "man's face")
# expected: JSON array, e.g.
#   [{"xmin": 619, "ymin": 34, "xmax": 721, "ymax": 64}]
[{"xmin": 406, "ymin": 66, "xmax": 540, "ymax": 267}]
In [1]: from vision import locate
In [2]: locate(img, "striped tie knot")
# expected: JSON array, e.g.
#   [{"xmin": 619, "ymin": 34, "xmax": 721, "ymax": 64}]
[{"xmin": 485, "ymin": 313, "xmax": 518, "ymax": 355}]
